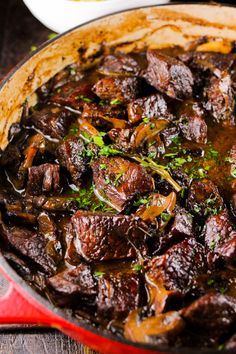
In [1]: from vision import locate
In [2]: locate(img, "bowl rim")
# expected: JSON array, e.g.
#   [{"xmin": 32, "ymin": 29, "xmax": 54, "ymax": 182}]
[{"xmin": 0, "ymin": 2, "xmax": 236, "ymax": 353}]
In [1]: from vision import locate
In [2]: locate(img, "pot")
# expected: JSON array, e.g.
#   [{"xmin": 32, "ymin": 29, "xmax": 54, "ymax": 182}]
[{"xmin": 0, "ymin": 3, "xmax": 236, "ymax": 353}]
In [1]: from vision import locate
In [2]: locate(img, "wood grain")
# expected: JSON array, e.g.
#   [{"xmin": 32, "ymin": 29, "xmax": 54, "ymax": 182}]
[{"xmin": 0, "ymin": 330, "xmax": 97, "ymax": 354}]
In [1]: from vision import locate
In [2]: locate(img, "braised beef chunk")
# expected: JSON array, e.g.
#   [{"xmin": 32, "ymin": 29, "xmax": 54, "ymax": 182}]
[
  {"xmin": 97, "ymin": 270, "xmax": 141, "ymax": 319},
  {"xmin": 71, "ymin": 211, "xmax": 148, "ymax": 261},
  {"xmin": 57, "ymin": 138, "xmax": 88, "ymax": 186},
  {"xmin": 170, "ymin": 206, "xmax": 193, "ymax": 239},
  {"xmin": 186, "ymin": 179, "xmax": 223, "ymax": 218},
  {"xmin": 27, "ymin": 164, "xmax": 60, "ymax": 196},
  {"xmin": 92, "ymin": 157, "xmax": 154, "ymax": 212},
  {"xmin": 204, "ymin": 209, "xmax": 233, "ymax": 252},
  {"xmin": 108, "ymin": 128, "xmax": 134, "ymax": 153},
  {"xmin": 127, "ymin": 93, "xmax": 171, "ymax": 125},
  {"xmin": 214, "ymin": 232, "xmax": 236, "ymax": 268},
  {"xmin": 182, "ymin": 294, "xmax": 236, "ymax": 341},
  {"xmin": 144, "ymin": 50, "xmax": 194, "ymax": 99},
  {"xmin": 99, "ymin": 53, "xmax": 141, "ymax": 76},
  {"xmin": 82, "ymin": 102, "xmax": 126, "ymax": 121},
  {"xmin": 147, "ymin": 238, "xmax": 206, "ymax": 297},
  {"xmin": 161, "ymin": 124, "xmax": 180, "ymax": 147},
  {"xmin": 50, "ymin": 81, "xmax": 96, "ymax": 110},
  {"xmin": 204, "ymin": 72, "xmax": 235, "ymax": 125},
  {"xmin": 178, "ymin": 100, "xmax": 207, "ymax": 143},
  {"xmin": 47, "ymin": 263, "xmax": 97, "ymax": 307},
  {"xmin": 0, "ymin": 216, "xmax": 57, "ymax": 275},
  {"xmin": 180, "ymin": 51, "xmax": 235, "ymax": 74},
  {"xmin": 92, "ymin": 77, "xmax": 141, "ymax": 103},
  {"xmin": 28, "ymin": 105, "xmax": 75, "ymax": 140}
]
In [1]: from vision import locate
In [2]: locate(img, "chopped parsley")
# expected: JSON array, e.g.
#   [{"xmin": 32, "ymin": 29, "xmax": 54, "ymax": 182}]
[
  {"xmin": 69, "ymin": 185, "xmax": 114, "ymax": 213},
  {"xmin": 160, "ymin": 212, "xmax": 172, "ymax": 222},
  {"xmin": 30, "ymin": 45, "xmax": 37, "ymax": 52},
  {"xmin": 76, "ymin": 95, "xmax": 93, "ymax": 103},
  {"xmin": 47, "ymin": 32, "xmax": 57, "ymax": 40},
  {"xmin": 94, "ymin": 271, "xmax": 105, "ymax": 277},
  {"xmin": 99, "ymin": 163, "xmax": 107, "ymax": 170},
  {"xmin": 207, "ymin": 279, "xmax": 215, "ymax": 286},
  {"xmin": 113, "ymin": 173, "xmax": 123, "ymax": 186},
  {"xmin": 110, "ymin": 99, "xmax": 122, "ymax": 105},
  {"xmin": 133, "ymin": 264, "xmax": 142, "ymax": 272},
  {"xmin": 143, "ymin": 117, "xmax": 150, "ymax": 124}
]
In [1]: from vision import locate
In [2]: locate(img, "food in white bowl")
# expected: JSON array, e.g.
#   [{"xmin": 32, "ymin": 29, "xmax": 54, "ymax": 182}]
[{"xmin": 22, "ymin": 0, "xmax": 169, "ymax": 33}]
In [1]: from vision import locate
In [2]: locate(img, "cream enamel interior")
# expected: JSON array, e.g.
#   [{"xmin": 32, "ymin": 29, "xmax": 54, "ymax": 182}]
[{"xmin": 1, "ymin": 4, "xmax": 236, "ymax": 151}]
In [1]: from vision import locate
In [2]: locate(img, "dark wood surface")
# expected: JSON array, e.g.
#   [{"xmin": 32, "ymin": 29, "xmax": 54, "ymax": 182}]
[
  {"xmin": 0, "ymin": 0, "xmax": 232, "ymax": 353},
  {"xmin": 0, "ymin": 1, "xmax": 97, "ymax": 353}
]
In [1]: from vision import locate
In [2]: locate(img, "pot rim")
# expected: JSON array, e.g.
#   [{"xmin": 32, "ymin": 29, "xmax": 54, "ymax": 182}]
[{"xmin": 0, "ymin": 2, "xmax": 236, "ymax": 353}]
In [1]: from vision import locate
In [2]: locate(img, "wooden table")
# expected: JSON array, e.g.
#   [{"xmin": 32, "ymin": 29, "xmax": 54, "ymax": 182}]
[
  {"xmin": 0, "ymin": 0, "xmax": 232, "ymax": 353},
  {"xmin": 0, "ymin": 1, "xmax": 97, "ymax": 352}
]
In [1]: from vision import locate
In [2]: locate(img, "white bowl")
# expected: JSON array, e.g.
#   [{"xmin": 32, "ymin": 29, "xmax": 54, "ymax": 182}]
[{"xmin": 23, "ymin": 0, "xmax": 169, "ymax": 33}]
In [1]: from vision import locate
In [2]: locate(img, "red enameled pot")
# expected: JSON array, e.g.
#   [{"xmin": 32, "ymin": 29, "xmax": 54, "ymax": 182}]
[{"xmin": 0, "ymin": 3, "xmax": 236, "ymax": 353}]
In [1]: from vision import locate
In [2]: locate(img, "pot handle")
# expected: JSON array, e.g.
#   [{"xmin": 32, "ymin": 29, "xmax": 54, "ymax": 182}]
[{"xmin": 0, "ymin": 272, "xmax": 53, "ymax": 326}]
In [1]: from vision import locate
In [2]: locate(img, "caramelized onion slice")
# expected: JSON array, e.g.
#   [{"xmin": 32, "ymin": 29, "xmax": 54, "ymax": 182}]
[
  {"xmin": 137, "ymin": 192, "xmax": 176, "ymax": 222},
  {"xmin": 124, "ymin": 309, "xmax": 185, "ymax": 344},
  {"xmin": 132, "ymin": 119, "xmax": 168, "ymax": 148},
  {"xmin": 78, "ymin": 117, "xmax": 100, "ymax": 138},
  {"xmin": 101, "ymin": 116, "xmax": 128, "ymax": 129}
]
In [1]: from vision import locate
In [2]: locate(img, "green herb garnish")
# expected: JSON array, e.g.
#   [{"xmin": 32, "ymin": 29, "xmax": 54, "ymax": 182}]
[
  {"xmin": 133, "ymin": 264, "xmax": 143, "ymax": 272},
  {"xmin": 160, "ymin": 212, "xmax": 172, "ymax": 222},
  {"xmin": 76, "ymin": 95, "xmax": 93, "ymax": 103},
  {"xmin": 94, "ymin": 271, "xmax": 105, "ymax": 277},
  {"xmin": 47, "ymin": 32, "xmax": 57, "ymax": 40},
  {"xmin": 110, "ymin": 99, "xmax": 122, "ymax": 105}
]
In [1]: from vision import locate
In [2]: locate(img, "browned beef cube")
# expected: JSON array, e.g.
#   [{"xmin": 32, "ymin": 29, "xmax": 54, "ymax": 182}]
[
  {"xmin": 71, "ymin": 211, "xmax": 148, "ymax": 261},
  {"xmin": 182, "ymin": 294, "xmax": 236, "ymax": 340},
  {"xmin": 50, "ymin": 81, "xmax": 96, "ymax": 110},
  {"xmin": 82, "ymin": 102, "xmax": 126, "ymax": 121},
  {"xmin": 57, "ymin": 138, "xmax": 88, "ymax": 186},
  {"xmin": 186, "ymin": 179, "xmax": 223, "ymax": 217},
  {"xmin": 127, "ymin": 93, "xmax": 171, "ymax": 125},
  {"xmin": 144, "ymin": 50, "xmax": 194, "ymax": 100},
  {"xmin": 97, "ymin": 270, "xmax": 141, "ymax": 319},
  {"xmin": 99, "ymin": 53, "xmax": 141, "ymax": 76},
  {"xmin": 0, "ymin": 216, "xmax": 57, "ymax": 274},
  {"xmin": 204, "ymin": 72, "xmax": 235, "ymax": 125},
  {"xmin": 204, "ymin": 209, "xmax": 233, "ymax": 253},
  {"xmin": 47, "ymin": 263, "xmax": 97, "ymax": 307},
  {"xmin": 92, "ymin": 157, "xmax": 154, "ymax": 212},
  {"xmin": 148, "ymin": 238, "xmax": 206, "ymax": 294},
  {"xmin": 208, "ymin": 231, "xmax": 236, "ymax": 269},
  {"xmin": 92, "ymin": 77, "xmax": 141, "ymax": 103},
  {"xmin": 28, "ymin": 105, "xmax": 75, "ymax": 140},
  {"xmin": 27, "ymin": 163, "xmax": 60, "ymax": 196},
  {"xmin": 170, "ymin": 207, "xmax": 193, "ymax": 239},
  {"xmin": 178, "ymin": 100, "xmax": 207, "ymax": 143},
  {"xmin": 108, "ymin": 128, "xmax": 134, "ymax": 153},
  {"xmin": 161, "ymin": 124, "xmax": 180, "ymax": 147},
  {"xmin": 180, "ymin": 51, "xmax": 235, "ymax": 74}
]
